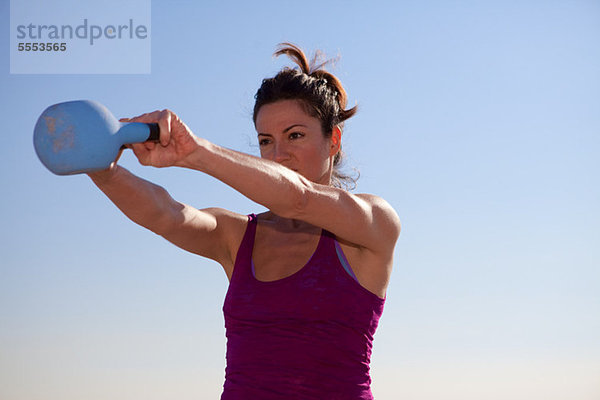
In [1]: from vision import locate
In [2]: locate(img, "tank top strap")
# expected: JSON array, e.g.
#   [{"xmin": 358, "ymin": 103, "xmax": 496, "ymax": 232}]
[{"xmin": 231, "ymin": 214, "xmax": 258, "ymax": 281}]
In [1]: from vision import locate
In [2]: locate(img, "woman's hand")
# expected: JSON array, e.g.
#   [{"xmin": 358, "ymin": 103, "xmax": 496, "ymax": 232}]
[{"xmin": 120, "ymin": 109, "xmax": 201, "ymax": 168}]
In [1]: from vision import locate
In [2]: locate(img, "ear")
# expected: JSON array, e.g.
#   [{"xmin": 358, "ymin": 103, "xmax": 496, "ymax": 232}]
[{"xmin": 329, "ymin": 126, "xmax": 341, "ymax": 157}]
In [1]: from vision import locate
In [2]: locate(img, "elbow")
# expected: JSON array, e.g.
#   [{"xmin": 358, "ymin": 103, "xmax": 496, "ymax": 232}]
[{"xmin": 147, "ymin": 192, "xmax": 182, "ymax": 236}]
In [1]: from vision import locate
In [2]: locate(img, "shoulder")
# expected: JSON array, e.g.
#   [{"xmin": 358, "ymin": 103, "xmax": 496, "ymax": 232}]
[
  {"xmin": 294, "ymin": 183, "xmax": 400, "ymax": 255},
  {"xmin": 200, "ymin": 208, "xmax": 252, "ymax": 273},
  {"xmin": 355, "ymin": 193, "xmax": 402, "ymax": 245},
  {"xmin": 336, "ymin": 194, "xmax": 400, "ymax": 298},
  {"xmin": 355, "ymin": 193, "xmax": 398, "ymax": 213},
  {"xmin": 355, "ymin": 192, "xmax": 394, "ymax": 208},
  {"xmin": 349, "ymin": 194, "xmax": 400, "ymax": 297},
  {"xmin": 211, "ymin": 208, "xmax": 254, "ymax": 242},
  {"xmin": 194, "ymin": 206, "xmax": 250, "ymax": 231}
]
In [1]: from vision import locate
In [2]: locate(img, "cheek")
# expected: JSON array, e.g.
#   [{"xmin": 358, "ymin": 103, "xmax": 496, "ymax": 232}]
[
  {"xmin": 259, "ymin": 146, "xmax": 272, "ymax": 159},
  {"xmin": 320, "ymin": 143, "xmax": 332, "ymax": 162},
  {"xmin": 312, "ymin": 148, "xmax": 332, "ymax": 171}
]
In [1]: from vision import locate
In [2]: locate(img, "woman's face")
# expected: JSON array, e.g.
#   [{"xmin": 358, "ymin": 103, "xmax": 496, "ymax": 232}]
[{"xmin": 255, "ymin": 99, "xmax": 338, "ymax": 185}]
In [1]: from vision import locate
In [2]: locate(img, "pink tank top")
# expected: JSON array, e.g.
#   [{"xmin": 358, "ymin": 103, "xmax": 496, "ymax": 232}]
[{"xmin": 221, "ymin": 214, "xmax": 386, "ymax": 399}]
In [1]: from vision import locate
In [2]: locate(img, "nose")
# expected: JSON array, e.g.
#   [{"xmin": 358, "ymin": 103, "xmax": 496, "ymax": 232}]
[{"xmin": 273, "ymin": 142, "xmax": 290, "ymax": 163}]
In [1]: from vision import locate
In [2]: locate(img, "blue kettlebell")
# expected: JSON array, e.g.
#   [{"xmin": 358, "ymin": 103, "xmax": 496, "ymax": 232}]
[{"xmin": 33, "ymin": 100, "xmax": 160, "ymax": 175}]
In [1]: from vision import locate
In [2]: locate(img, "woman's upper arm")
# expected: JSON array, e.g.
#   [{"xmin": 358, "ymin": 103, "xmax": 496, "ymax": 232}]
[
  {"xmin": 156, "ymin": 205, "xmax": 247, "ymax": 269},
  {"xmin": 292, "ymin": 180, "xmax": 401, "ymax": 255}
]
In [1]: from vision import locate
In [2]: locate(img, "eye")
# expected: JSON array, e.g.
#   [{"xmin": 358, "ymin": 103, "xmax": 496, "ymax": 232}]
[
  {"xmin": 259, "ymin": 138, "xmax": 271, "ymax": 146},
  {"xmin": 289, "ymin": 132, "xmax": 304, "ymax": 140}
]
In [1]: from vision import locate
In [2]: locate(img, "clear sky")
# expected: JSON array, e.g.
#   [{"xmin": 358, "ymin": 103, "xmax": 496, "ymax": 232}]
[{"xmin": 1, "ymin": 1, "xmax": 599, "ymax": 399}]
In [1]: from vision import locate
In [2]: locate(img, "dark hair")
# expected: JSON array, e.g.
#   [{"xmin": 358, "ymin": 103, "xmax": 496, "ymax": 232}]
[{"xmin": 253, "ymin": 42, "xmax": 359, "ymax": 190}]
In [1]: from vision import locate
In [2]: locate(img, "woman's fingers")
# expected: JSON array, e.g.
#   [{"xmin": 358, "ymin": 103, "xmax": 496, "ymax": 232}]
[
  {"xmin": 119, "ymin": 110, "xmax": 161, "ymax": 124},
  {"xmin": 157, "ymin": 109, "xmax": 172, "ymax": 147},
  {"xmin": 130, "ymin": 142, "xmax": 151, "ymax": 165},
  {"xmin": 115, "ymin": 108, "xmax": 189, "ymax": 168},
  {"xmin": 115, "ymin": 146, "xmax": 125, "ymax": 162},
  {"xmin": 108, "ymin": 146, "xmax": 126, "ymax": 169},
  {"xmin": 144, "ymin": 141, "xmax": 156, "ymax": 151},
  {"xmin": 120, "ymin": 110, "xmax": 175, "ymax": 147}
]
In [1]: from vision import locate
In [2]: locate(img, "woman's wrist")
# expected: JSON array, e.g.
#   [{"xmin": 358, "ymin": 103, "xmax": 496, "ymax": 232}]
[
  {"xmin": 175, "ymin": 136, "xmax": 212, "ymax": 171},
  {"xmin": 87, "ymin": 164, "xmax": 122, "ymax": 186}
]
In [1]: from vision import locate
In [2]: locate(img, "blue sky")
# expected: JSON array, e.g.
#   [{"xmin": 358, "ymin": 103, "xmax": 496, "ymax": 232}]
[{"xmin": 1, "ymin": 1, "xmax": 599, "ymax": 399}]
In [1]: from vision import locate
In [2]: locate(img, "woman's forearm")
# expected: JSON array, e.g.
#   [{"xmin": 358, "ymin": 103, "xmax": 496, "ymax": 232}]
[
  {"xmin": 180, "ymin": 138, "xmax": 308, "ymax": 218},
  {"xmin": 88, "ymin": 165, "xmax": 177, "ymax": 234}
]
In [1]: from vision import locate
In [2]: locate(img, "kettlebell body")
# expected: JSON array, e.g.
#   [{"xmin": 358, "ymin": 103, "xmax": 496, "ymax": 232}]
[{"xmin": 33, "ymin": 100, "xmax": 159, "ymax": 175}]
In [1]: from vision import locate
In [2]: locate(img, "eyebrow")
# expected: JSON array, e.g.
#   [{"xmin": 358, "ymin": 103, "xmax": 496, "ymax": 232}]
[{"xmin": 257, "ymin": 124, "xmax": 307, "ymax": 136}]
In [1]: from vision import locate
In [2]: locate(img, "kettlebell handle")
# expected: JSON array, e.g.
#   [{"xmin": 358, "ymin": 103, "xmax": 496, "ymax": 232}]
[
  {"xmin": 147, "ymin": 123, "xmax": 160, "ymax": 142},
  {"xmin": 121, "ymin": 122, "xmax": 160, "ymax": 149}
]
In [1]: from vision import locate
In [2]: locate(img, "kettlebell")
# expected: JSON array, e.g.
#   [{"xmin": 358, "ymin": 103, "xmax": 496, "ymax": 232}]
[{"xmin": 33, "ymin": 100, "xmax": 160, "ymax": 175}]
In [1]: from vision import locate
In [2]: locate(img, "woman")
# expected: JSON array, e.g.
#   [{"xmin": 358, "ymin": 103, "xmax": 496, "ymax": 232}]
[{"xmin": 88, "ymin": 43, "xmax": 401, "ymax": 399}]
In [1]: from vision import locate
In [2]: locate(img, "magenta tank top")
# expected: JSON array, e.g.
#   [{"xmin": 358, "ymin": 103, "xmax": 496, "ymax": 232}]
[{"xmin": 221, "ymin": 214, "xmax": 386, "ymax": 399}]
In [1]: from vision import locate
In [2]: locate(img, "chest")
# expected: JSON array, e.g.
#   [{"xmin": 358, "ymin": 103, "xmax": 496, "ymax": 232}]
[{"xmin": 251, "ymin": 228, "xmax": 322, "ymax": 282}]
